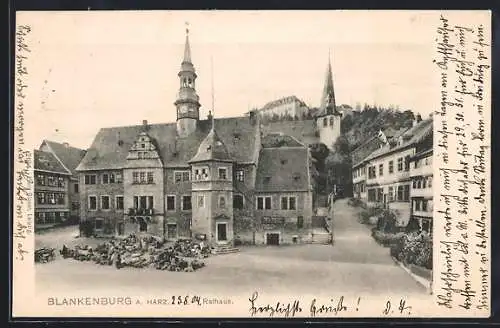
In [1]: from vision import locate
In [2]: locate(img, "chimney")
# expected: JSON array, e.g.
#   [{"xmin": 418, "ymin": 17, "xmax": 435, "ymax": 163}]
[
  {"xmin": 63, "ymin": 142, "xmax": 69, "ymax": 148},
  {"xmin": 249, "ymin": 109, "xmax": 257, "ymax": 125}
]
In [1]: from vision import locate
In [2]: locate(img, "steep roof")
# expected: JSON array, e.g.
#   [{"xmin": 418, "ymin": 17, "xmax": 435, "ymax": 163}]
[
  {"xmin": 261, "ymin": 120, "xmax": 318, "ymax": 146},
  {"xmin": 76, "ymin": 117, "xmax": 259, "ymax": 171},
  {"xmin": 34, "ymin": 150, "xmax": 70, "ymax": 175},
  {"xmin": 255, "ymin": 147, "xmax": 311, "ymax": 192},
  {"xmin": 261, "ymin": 133, "xmax": 304, "ymax": 148},
  {"xmin": 363, "ymin": 119, "xmax": 433, "ymax": 162},
  {"xmin": 189, "ymin": 128, "xmax": 232, "ymax": 163},
  {"xmin": 40, "ymin": 140, "xmax": 87, "ymax": 175}
]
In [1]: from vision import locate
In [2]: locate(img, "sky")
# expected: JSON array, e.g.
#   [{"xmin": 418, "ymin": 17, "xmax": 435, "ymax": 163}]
[{"xmin": 17, "ymin": 10, "xmax": 442, "ymax": 150}]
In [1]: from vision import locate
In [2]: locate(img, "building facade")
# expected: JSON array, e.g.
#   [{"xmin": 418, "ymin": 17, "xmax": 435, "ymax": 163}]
[
  {"xmin": 257, "ymin": 96, "xmax": 309, "ymax": 119},
  {"xmin": 351, "ymin": 119, "xmax": 433, "ymax": 228},
  {"xmin": 34, "ymin": 150, "xmax": 72, "ymax": 229},
  {"xmin": 409, "ymin": 149, "xmax": 433, "ymax": 233},
  {"xmin": 76, "ymin": 28, "xmax": 316, "ymax": 247}
]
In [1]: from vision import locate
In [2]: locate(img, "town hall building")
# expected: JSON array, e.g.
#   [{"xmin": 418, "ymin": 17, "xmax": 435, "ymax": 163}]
[{"xmin": 75, "ymin": 28, "xmax": 330, "ymax": 248}]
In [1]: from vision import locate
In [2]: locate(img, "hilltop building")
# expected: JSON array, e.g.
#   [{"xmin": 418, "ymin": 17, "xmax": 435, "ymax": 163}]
[
  {"xmin": 75, "ymin": 28, "xmax": 318, "ymax": 247},
  {"xmin": 256, "ymin": 95, "xmax": 309, "ymax": 119}
]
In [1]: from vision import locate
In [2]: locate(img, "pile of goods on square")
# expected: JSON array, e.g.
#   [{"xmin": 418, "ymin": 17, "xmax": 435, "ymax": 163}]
[
  {"xmin": 35, "ymin": 248, "xmax": 56, "ymax": 263},
  {"xmin": 59, "ymin": 234, "xmax": 210, "ymax": 272}
]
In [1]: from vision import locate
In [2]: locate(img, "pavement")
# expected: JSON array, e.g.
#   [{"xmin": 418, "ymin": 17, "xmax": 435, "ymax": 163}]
[{"xmin": 35, "ymin": 199, "xmax": 427, "ymax": 297}]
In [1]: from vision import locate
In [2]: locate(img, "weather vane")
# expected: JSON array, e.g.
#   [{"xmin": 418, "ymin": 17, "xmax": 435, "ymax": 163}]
[{"xmin": 185, "ymin": 21, "xmax": 190, "ymax": 35}]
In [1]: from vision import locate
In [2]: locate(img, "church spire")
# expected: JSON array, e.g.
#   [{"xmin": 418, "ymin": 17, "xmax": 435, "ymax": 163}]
[
  {"xmin": 183, "ymin": 23, "xmax": 192, "ymax": 64},
  {"xmin": 321, "ymin": 50, "xmax": 336, "ymax": 113}
]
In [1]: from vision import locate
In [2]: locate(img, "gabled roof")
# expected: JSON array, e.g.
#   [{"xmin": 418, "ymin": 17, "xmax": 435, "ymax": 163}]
[
  {"xmin": 34, "ymin": 150, "xmax": 71, "ymax": 175},
  {"xmin": 261, "ymin": 120, "xmax": 318, "ymax": 146},
  {"xmin": 261, "ymin": 133, "xmax": 304, "ymax": 148},
  {"xmin": 76, "ymin": 117, "xmax": 259, "ymax": 171},
  {"xmin": 40, "ymin": 140, "xmax": 87, "ymax": 175},
  {"xmin": 255, "ymin": 147, "xmax": 311, "ymax": 192},
  {"xmin": 363, "ymin": 119, "xmax": 433, "ymax": 162},
  {"xmin": 189, "ymin": 128, "xmax": 232, "ymax": 163}
]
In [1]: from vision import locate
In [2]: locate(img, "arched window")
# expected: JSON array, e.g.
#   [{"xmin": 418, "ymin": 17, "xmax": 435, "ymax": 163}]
[
  {"xmin": 329, "ymin": 117, "xmax": 334, "ymax": 126},
  {"xmin": 323, "ymin": 118, "xmax": 328, "ymax": 127}
]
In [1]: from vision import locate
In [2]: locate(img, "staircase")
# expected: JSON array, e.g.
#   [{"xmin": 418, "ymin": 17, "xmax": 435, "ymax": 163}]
[
  {"xmin": 311, "ymin": 229, "xmax": 333, "ymax": 245},
  {"xmin": 211, "ymin": 244, "xmax": 240, "ymax": 255}
]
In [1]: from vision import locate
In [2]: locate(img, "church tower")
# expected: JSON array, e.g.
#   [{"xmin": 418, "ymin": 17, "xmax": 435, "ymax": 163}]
[
  {"xmin": 175, "ymin": 26, "xmax": 200, "ymax": 138},
  {"xmin": 316, "ymin": 53, "xmax": 342, "ymax": 150}
]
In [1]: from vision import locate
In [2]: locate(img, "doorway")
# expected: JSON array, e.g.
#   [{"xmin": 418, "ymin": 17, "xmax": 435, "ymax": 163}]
[
  {"xmin": 137, "ymin": 217, "xmax": 147, "ymax": 232},
  {"xmin": 117, "ymin": 222, "xmax": 124, "ymax": 235},
  {"xmin": 167, "ymin": 223, "xmax": 177, "ymax": 240},
  {"xmin": 266, "ymin": 233, "xmax": 280, "ymax": 246},
  {"xmin": 216, "ymin": 223, "xmax": 227, "ymax": 242}
]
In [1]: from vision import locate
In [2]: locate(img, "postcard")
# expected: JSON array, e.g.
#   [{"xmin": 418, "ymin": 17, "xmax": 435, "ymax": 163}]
[{"xmin": 12, "ymin": 10, "xmax": 491, "ymax": 318}]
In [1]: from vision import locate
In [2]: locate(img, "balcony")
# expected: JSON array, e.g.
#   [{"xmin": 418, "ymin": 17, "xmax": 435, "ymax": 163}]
[{"xmin": 128, "ymin": 208, "xmax": 154, "ymax": 216}]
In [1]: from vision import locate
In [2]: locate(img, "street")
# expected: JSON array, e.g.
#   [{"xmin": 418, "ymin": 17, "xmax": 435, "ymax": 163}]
[{"xmin": 35, "ymin": 199, "xmax": 426, "ymax": 297}]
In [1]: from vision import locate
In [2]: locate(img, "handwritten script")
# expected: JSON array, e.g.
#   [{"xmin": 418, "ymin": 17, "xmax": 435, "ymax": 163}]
[
  {"xmin": 248, "ymin": 292, "xmax": 412, "ymax": 318},
  {"xmin": 14, "ymin": 25, "xmax": 33, "ymax": 261},
  {"xmin": 433, "ymin": 15, "xmax": 490, "ymax": 313}
]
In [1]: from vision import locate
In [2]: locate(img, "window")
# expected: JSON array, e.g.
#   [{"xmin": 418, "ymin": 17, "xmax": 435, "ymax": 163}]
[
  {"xmin": 397, "ymin": 157, "xmax": 403, "ymax": 171},
  {"xmin": 74, "ymin": 183, "xmax": 79, "ymax": 193},
  {"xmin": 182, "ymin": 195, "xmax": 192, "ymax": 211},
  {"xmin": 46, "ymin": 193, "xmax": 56, "ymax": 204},
  {"xmin": 233, "ymin": 194, "xmax": 244, "ymax": 209},
  {"xmin": 281, "ymin": 196, "xmax": 297, "ymax": 210},
  {"xmin": 133, "ymin": 172, "xmax": 139, "ymax": 184},
  {"xmin": 57, "ymin": 193, "xmax": 65, "ymax": 205},
  {"xmin": 297, "ymin": 216, "xmax": 304, "ymax": 229},
  {"xmin": 88, "ymin": 196, "xmax": 97, "ymax": 210},
  {"xmin": 175, "ymin": 171, "xmax": 190, "ymax": 182},
  {"xmin": 257, "ymin": 196, "xmax": 272, "ymax": 210},
  {"xmin": 397, "ymin": 186, "xmax": 404, "ymax": 201},
  {"xmin": 403, "ymin": 184, "xmax": 410, "ymax": 202},
  {"xmin": 388, "ymin": 160, "xmax": 394, "ymax": 174},
  {"xmin": 422, "ymin": 200, "xmax": 428, "ymax": 212},
  {"xmin": 109, "ymin": 173, "xmax": 115, "ymax": 183},
  {"xmin": 36, "ymin": 174, "xmax": 45, "ymax": 186},
  {"xmin": 404, "ymin": 156, "xmax": 411, "ymax": 171},
  {"xmin": 147, "ymin": 196, "xmax": 154, "ymax": 209},
  {"xmin": 368, "ymin": 166, "xmax": 376, "ymax": 179},
  {"xmin": 71, "ymin": 202, "xmax": 79, "ymax": 211},
  {"xmin": 388, "ymin": 186, "xmax": 394, "ymax": 202},
  {"xmin": 102, "ymin": 174, "xmax": 109, "ymax": 184},
  {"xmin": 428, "ymin": 176, "xmax": 432, "ymax": 188},
  {"xmin": 422, "ymin": 179, "xmax": 427, "ymax": 188},
  {"xmin": 368, "ymin": 189, "xmax": 376, "ymax": 202},
  {"xmin": 218, "ymin": 168, "xmax": 227, "ymax": 180},
  {"xmin": 197, "ymin": 195, "xmax": 204, "ymax": 208},
  {"xmin": 323, "ymin": 118, "xmax": 328, "ymax": 127},
  {"xmin": 115, "ymin": 173, "xmax": 123, "ymax": 183},
  {"xmin": 166, "ymin": 196, "xmax": 175, "ymax": 211},
  {"xmin": 47, "ymin": 176, "xmax": 57, "ymax": 187},
  {"xmin": 139, "ymin": 196, "xmax": 147, "ymax": 209},
  {"xmin": 417, "ymin": 180, "xmax": 422, "ymax": 189},
  {"xmin": 139, "ymin": 172, "xmax": 146, "ymax": 184},
  {"xmin": 413, "ymin": 180, "xmax": 417, "ymax": 188},
  {"xmin": 219, "ymin": 196, "xmax": 226, "ymax": 208},
  {"xmin": 415, "ymin": 200, "xmax": 421, "ymax": 211},
  {"xmin": 100, "ymin": 196, "xmax": 110, "ymax": 210},
  {"xmin": 57, "ymin": 177, "xmax": 65, "ymax": 188},
  {"xmin": 236, "ymin": 170, "xmax": 244, "ymax": 182},
  {"xmin": 379, "ymin": 164, "xmax": 384, "ymax": 176},
  {"xmin": 133, "ymin": 196, "xmax": 138, "ymax": 209},
  {"xmin": 377, "ymin": 188, "xmax": 383, "ymax": 202},
  {"xmin": 95, "ymin": 218, "xmax": 104, "ymax": 230},
  {"xmin": 84, "ymin": 175, "xmax": 96, "ymax": 185},
  {"xmin": 147, "ymin": 172, "xmax": 154, "ymax": 184},
  {"xmin": 115, "ymin": 196, "xmax": 124, "ymax": 210},
  {"xmin": 37, "ymin": 192, "xmax": 46, "ymax": 204},
  {"xmin": 329, "ymin": 117, "xmax": 334, "ymax": 126}
]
